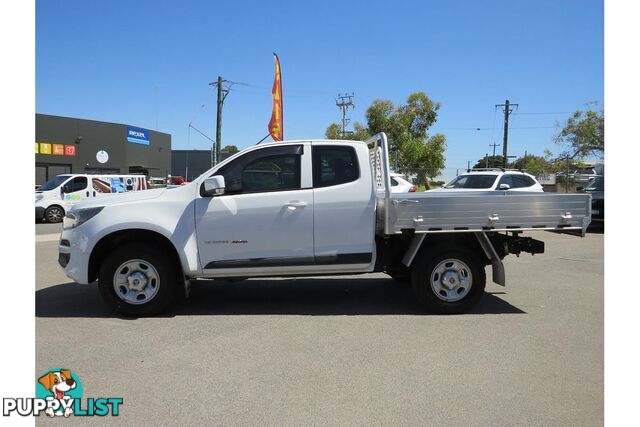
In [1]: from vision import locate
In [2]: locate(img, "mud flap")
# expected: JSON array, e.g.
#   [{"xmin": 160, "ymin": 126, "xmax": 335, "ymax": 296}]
[{"xmin": 474, "ymin": 232, "xmax": 506, "ymax": 287}]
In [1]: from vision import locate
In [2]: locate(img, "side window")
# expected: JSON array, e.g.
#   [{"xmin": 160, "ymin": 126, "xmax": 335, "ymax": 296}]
[
  {"xmin": 497, "ymin": 175, "xmax": 513, "ymax": 189},
  {"xmin": 512, "ymin": 175, "xmax": 535, "ymax": 188},
  {"xmin": 69, "ymin": 177, "xmax": 87, "ymax": 192},
  {"xmin": 313, "ymin": 146, "xmax": 359, "ymax": 188},
  {"xmin": 213, "ymin": 145, "xmax": 303, "ymax": 195},
  {"xmin": 242, "ymin": 155, "xmax": 300, "ymax": 192},
  {"xmin": 390, "ymin": 177, "xmax": 399, "ymax": 186}
]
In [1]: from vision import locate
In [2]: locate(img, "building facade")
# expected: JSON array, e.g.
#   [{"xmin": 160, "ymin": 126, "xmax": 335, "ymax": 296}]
[
  {"xmin": 171, "ymin": 149, "xmax": 236, "ymax": 181},
  {"xmin": 35, "ymin": 114, "xmax": 171, "ymax": 185}
]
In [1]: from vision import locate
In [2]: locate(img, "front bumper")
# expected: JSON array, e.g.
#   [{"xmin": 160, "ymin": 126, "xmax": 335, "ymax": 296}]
[{"xmin": 58, "ymin": 227, "xmax": 91, "ymax": 284}]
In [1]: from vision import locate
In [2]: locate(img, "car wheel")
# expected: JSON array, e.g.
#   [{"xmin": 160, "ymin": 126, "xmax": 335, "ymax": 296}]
[
  {"xmin": 98, "ymin": 243, "xmax": 178, "ymax": 317},
  {"xmin": 411, "ymin": 248, "xmax": 485, "ymax": 314},
  {"xmin": 44, "ymin": 206, "xmax": 64, "ymax": 223}
]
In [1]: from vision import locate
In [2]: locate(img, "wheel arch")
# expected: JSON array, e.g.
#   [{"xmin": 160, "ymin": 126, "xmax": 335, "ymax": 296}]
[{"xmin": 88, "ymin": 229, "xmax": 184, "ymax": 285}]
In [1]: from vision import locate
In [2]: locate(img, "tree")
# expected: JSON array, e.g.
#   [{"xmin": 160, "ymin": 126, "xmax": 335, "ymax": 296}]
[
  {"xmin": 325, "ymin": 92, "xmax": 446, "ymax": 185},
  {"xmin": 472, "ymin": 155, "xmax": 508, "ymax": 169},
  {"xmin": 511, "ymin": 155, "xmax": 552, "ymax": 176},
  {"xmin": 555, "ymin": 106, "xmax": 604, "ymax": 157},
  {"xmin": 222, "ymin": 145, "xmax": 239, "ymax": 154},
  {"xmin": 324, "ymin": 123, "xmax": 370, "ymax": 141}
]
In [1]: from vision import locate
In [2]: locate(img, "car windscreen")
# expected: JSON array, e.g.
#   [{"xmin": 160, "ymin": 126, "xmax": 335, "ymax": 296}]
[
  {"xmin": 444, "ymin": 174, "xmax": 497, "ymax": 189},
  {"xmin": 38, "ymin": 175, "xmax": 71, "ymax": 191},
  {"xmin": 585, "ymin": 177, "xmax": 604, "ymax": 191}
]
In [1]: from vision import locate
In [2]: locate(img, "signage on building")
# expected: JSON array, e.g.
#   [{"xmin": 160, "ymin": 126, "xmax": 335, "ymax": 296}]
[
  {"xmin": 36, "ymin": 142, "xmax": 77, "ymax": 157},
  {"xmin": 96, "ymin": 150, "xmax": 109, "ymax": 164},
  {"xmin": 536, "ymin": 173, "xmax": 556, "ymax": 185},
  {"xmin": 127, "ymin": 127, "xmax": 150, "ymax": 145}
]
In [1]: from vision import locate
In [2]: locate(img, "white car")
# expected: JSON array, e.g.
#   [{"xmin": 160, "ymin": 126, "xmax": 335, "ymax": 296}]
[
  {"xmin": 390, "ymin": 173, "xmax": 416, "ymax": 193},
  {"xmin": 432, "ymin": 170, "xmax": 543, "ymax": 192}
]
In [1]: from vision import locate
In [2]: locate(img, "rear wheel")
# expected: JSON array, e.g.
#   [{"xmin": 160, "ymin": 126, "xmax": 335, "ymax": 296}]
[
  {"xmin": 44, "ymin": 205, "xmax": 64, "ymax": 223},
  {"xmin": 98, "ymin": 243, "xmax": 178, "ymax": 316},
  {"xmin": 411, "ymin": 248, "xmax": 485, "ymax": 314}
]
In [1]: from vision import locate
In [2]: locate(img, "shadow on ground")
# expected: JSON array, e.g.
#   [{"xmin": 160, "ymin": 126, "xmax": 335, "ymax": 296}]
[
  {"xmin": 587, "ymin": 221, "xmax": 604, "ymax": 234},
  {"xmin": 36, "ymin": 277, "xmax": 525, "ymax": 318}
]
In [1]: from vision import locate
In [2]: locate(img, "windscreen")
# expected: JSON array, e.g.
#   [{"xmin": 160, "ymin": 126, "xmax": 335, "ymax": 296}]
[
  {"xmin": 38, "ymin": 175, "xmax": 71, "ymax": 191},
  {"xmin": 585, "ymin": 177, "xmax": 604, "ymax": 191},
  {"xmin": 444, "ymin": 174, "xmax": 497, "ymax": 189}
]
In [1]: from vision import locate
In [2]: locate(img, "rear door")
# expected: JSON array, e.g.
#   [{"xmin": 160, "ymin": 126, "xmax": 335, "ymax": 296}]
[{"xmin": 311, "ymin": 143, "xmax": 376, "ymax": 268}]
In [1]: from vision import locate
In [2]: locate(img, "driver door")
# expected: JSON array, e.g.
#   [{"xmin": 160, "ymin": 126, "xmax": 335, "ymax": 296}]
[
  {"xmin": 61, "ymin": 176, "xmax": 89, "ymax": 209},
  {"xmin": 195, "ymin": 144, "xmax": 314, "ymax": 276}
]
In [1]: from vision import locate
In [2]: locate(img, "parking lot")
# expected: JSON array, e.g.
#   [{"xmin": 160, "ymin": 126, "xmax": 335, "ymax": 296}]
[{"xmin": 36, "ymin": 223, "xmax": 603, "ymax": 425}]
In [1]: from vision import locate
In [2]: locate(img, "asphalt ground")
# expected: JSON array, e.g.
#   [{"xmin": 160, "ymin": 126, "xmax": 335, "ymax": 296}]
[{"xmin": 35, "ymin": 223, "xmax": 603, "ymax": 426}]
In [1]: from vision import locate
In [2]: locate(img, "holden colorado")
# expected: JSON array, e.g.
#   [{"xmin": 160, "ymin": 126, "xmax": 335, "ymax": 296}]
[{"xmin": 58, "ymin": 133, "xmax": 591, "ymax": 316}]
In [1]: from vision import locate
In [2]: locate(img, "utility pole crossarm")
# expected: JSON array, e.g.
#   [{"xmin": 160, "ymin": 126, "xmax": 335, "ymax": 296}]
[{"xmin": 336, "ymin": 93, "xmax": 355, "ymax": 138}]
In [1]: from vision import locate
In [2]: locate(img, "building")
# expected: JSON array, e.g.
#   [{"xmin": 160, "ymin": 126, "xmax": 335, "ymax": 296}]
[
  {"xmin": 171, "ymin": 149, "xmax": 236, "ymax": 181},
  {"xmin": 35, "ymin": 114, "xmax": 171, "ymax": 185}
]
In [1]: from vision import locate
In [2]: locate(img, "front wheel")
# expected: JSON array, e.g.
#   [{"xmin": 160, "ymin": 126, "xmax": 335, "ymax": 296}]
[
  {"xmin": 98, "ymin": 243, "xmax": 178, "ymax": 316},
  {"xmin": 411, "ymin": 248, "xmax": 486, "ymax": 314},
  {"xmin": 44, "ymin": 205, "xmax": 64, "ymax": 223}
]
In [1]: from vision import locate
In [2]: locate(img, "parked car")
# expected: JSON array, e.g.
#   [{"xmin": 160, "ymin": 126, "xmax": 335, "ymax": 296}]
[
  {"xmin": 58, "ymin": 133, "xmax": 592, "ymax": 317},
  {"xmin": 431, "ymin": 170, "xmax": 543, "ymax": 192},
  {"xmin": 390, "ymin": 173, "xmax": 417, "ymax": 193},
  {"xmin": 573, "ymin": 168, "xmax": 599, "ymax": 183},
  {"xmin": 579, "ymin": 176, "xmax": 604, "ymax": 221},
  {"xmin": 36, "ymin": 174, "xmax": 150, "ymax": 223}
]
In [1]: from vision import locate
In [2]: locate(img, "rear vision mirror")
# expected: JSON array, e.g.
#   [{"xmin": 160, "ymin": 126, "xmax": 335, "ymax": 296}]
[
  {"xmin": 499, "ymin": 184, "xmax": 510, "ymax": 190},
  {"xmin": 202, "ymin": 175, "xmax": 226, "ymax": 197}
]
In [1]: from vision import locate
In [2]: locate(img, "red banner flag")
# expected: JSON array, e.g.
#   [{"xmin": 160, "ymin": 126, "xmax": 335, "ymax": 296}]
[{"xmin": 268, "ymin": 53, "xmax": 283, "ymax": 141}]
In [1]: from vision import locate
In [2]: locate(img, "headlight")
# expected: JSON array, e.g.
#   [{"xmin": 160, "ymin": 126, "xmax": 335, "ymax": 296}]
[
  {"xmin": 35, "ymin": 194, "xmax": 43, "ymax": 202},
  {"xmin": 63, "ymin": 206, "xmax": 104, "ymax": 229}
]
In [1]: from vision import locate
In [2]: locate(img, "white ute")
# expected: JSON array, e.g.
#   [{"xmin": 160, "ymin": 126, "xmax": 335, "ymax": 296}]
[{"xmin": 58, "ymin": 133, "xmax": 592, "ymax": 316}]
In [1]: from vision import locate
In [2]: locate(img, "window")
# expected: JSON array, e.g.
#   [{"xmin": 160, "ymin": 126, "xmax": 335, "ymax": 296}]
[
  {"xmin": 68, "ymin": 177, "xmax": 87, "ymax": 192},
  {"xmin": 497, "ymin": 175, "xmax": 513, "ymax": 189},
  {"xmin": 444, "ymin": 174, "xmax": 497, "ymax": 189},
  {"xmin": 390, "ymin": 177, "xmax": 399, "ymax": 186},
  {"xmin": 212, "ymin": 145, "xmax": 303, "ymax": 195},
  {"xmin": 313, "ymin": 146, "xmax": 359, "ymax": 188},
  {"xmin": 39, "ymin": 175, "xmax": 71, "ymax": 191},
  {"xmin": 511, "ymin": 175, "xmax": 535, "ymax": 188}
]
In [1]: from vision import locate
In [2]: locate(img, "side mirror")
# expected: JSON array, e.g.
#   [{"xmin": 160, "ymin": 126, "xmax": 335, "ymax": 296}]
[
  {"xmin": 60, "ymin": 184, "xmax": 70, "ymax": 196},
  {"xmin": 499, "ymin": 184, "xmax": 510, "ymax": 190},
  {"xmin": 202, "ymin": 175, "xmax": 225, "ymax": 197}
]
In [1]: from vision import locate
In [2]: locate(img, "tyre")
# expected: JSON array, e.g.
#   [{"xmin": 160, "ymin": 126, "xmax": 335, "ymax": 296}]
[
  {"xmin": 44, "ymin": 205, "xmax": 64, "ymax": 223},
  {"xmin": 411, "ymin": 247, "xmax": 486, "ymax": 314},
  {"xmin": 98, "ymin": 243, "xmax": 178, "ymax": 316}
]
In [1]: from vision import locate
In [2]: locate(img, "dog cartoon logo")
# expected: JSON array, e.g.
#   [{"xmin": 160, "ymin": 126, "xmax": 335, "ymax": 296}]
[{"xmin": 36, "ymin": 369, "xmax": 82, "ymax": 417}]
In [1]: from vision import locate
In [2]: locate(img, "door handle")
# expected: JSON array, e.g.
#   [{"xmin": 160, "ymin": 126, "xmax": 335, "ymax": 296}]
[
  {"xmin": 86, "ymin": 191, "xmax": 89, "ymax": 197},
  {"xmin": 285, "ymin": 201, "xmax": 307, "ymax": 210}
]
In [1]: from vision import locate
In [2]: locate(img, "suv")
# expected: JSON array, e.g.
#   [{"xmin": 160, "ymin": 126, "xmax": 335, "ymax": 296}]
[{"xmin": 432, "ymin": 170, "xmax": 543, "ymax": 192}]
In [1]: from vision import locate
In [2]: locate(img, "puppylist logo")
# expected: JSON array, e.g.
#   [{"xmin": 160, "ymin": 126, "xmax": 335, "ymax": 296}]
[{"xmin": 2, "ymin": 368, "xmax": 123, "ymax": 417}]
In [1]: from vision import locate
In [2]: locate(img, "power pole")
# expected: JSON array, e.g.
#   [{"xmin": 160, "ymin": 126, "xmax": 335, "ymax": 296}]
[
  {"xmin": 209, "ymin": 76, "xmax": 233, "ymax": 165},
  {"xmin": 489, "ymin": 142, "xmax": 501, "ymax": 157},
  {"xmin": 336, "ymin": 93, "xmax": 355, "ymax": 137},
  {"xmin": 485, "ymin": 153, "xmax": 489, "ymax": 168},
  {"xmin": 495, "ymin": 100, "xmax": 518, "ymax": 167}
]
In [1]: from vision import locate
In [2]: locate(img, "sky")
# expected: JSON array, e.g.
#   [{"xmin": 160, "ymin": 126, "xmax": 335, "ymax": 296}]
[{"xmin": 36, "ymin": 0, "xmax": 603, "ymax": 181}]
